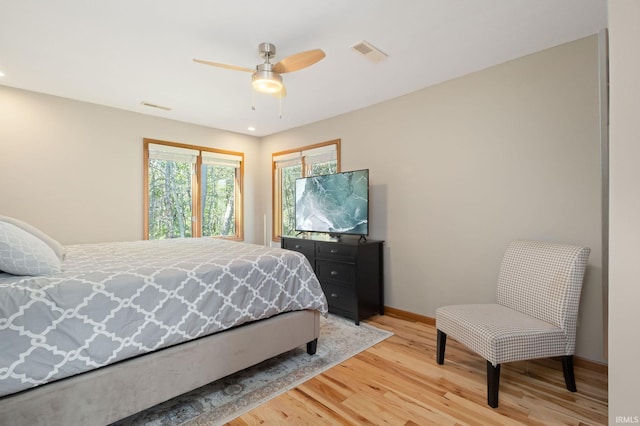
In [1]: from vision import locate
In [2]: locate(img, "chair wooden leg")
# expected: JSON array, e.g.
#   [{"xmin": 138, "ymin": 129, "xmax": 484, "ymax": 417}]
[
  {"xmin": 561, "ymin": 355, "xmax": 577, "ymax": 392},
  {"xmin": 487, "ymin": 361, "xmax": 501, "ymax": 408},
  {"xmin": 436, "ymin": 330, "xmax": 446, "ymax": 364}
]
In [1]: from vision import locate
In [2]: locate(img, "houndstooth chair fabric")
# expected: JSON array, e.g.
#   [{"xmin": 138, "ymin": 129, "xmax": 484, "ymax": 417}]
[{"xmin": 436, "ymin": 240, "xmax": 590, "ymax": 366}]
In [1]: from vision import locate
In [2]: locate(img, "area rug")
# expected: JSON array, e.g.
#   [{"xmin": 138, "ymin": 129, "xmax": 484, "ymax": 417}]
[{"xmin": 111, "ymin": 314, "xmax": 393, "ymax": 426}]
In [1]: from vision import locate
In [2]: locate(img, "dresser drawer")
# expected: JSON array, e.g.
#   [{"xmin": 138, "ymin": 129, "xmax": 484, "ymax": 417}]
[
  {"xmin": 280, "ymin": 236, "xmax": 384, "ymax": 325},
  {"xmin": 315, "ymin": 260, "xmax": 355, "ymax": 284},
  {"xmin": 322, "ymin": 282, "xmax": 356, "ymax": 313},
  {"xmin": 282, "ymin": 238, "xmax": 315, "ymax": 262},
  {"xmin": 315, "ymin": 242, "xmax": 357, "ymax": 262}
]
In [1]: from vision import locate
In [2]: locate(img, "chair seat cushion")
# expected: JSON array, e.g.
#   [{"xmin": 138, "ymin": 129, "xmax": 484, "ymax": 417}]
[{"xmin": 436, "ymin": 304, "xmax": 569, "ymax": 365}]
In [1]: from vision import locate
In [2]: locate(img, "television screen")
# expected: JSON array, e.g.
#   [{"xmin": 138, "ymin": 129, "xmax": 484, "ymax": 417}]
[{"xmin": 295, "ymin": 169, "xmax": 369, "ymax": 236}]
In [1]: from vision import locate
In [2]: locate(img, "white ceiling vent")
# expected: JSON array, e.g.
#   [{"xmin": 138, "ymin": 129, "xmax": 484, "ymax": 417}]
[
  {"xmin": 141, "ymin": 101, "xmax": 172, "ymax": 111},
  {"xmin": 350, "ymin": 40, "xmax": 388, "ymax": 63}
]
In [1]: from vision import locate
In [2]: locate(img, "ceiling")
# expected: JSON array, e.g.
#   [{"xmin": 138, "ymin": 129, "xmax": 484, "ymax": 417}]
[{"xmin": 0, "ymin": 1, "xmax": 607, "ymax": 137}]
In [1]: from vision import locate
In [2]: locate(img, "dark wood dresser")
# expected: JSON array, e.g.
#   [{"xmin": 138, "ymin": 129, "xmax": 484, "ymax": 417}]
[{"xmin": 281, "ymin": 236, "xmax": 384, "ymax": 324}]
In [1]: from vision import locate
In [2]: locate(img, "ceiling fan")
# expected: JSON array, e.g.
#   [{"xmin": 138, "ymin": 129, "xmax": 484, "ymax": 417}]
[{"xmin": 193, "ymin": 43, "xmax": 325, "ymax": 97}]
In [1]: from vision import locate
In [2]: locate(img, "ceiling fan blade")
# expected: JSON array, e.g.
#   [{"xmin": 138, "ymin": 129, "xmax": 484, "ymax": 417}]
[
  {"xmin": 193, "ymin": 58, "xmax": 254, "ymax": 73},
  {"xmin": 272, "ymin": 49, "xmax": 325, "ymax": 74}
]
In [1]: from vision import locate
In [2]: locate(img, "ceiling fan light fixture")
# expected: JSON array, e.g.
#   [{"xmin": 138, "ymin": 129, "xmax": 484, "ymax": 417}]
[{"xmin": 252, "ymin": 70, "xmax": 283, "ymax": 94}]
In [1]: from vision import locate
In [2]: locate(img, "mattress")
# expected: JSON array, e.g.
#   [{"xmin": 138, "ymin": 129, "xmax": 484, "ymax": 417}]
[{"xmin": 0, "ymin": 238, "xmax": 327, "ymax": 398}]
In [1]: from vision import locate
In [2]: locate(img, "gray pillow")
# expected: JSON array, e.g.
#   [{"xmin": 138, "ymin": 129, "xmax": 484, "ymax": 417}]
[
  {"xmin": 0, "ymin": 222, "xmax": 62, "ymax": 276},
  {"xmin": 0, "ymin": 215, "xmax": 65, "ymax": 260}
]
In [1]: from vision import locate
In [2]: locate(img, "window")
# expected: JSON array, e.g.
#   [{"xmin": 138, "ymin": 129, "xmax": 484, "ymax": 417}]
[
  {"xmin": 144, "ymin": 139, "xmax": 243, "ymax": 240},
  {"xmin": 272, "ymin": 140, "xmax": 340, "ymax": 241}
]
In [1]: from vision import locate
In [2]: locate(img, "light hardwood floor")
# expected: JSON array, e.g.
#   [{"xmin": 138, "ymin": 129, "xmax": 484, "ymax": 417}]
[{"xmin": 229, "ymin": 315, "xmax": 608, "ymax": 425}]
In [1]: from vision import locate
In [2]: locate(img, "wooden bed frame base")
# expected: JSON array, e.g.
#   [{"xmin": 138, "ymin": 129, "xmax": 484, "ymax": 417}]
[{"xmin": 0, "ymin": 309, "xmax": 321, "ymax": 426}]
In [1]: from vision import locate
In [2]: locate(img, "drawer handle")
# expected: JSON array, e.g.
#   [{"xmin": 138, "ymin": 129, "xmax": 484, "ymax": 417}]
[
  {"xmin": 330, "ymin": 270, "xmax": 339, "ymax": 276},
  {"xmin": 330, "ymin": 293, "xmax": 339, "ymax": 298},
  {"xmin": 330, "ymin": 249, "xmax": 339, "ymax": 254}
]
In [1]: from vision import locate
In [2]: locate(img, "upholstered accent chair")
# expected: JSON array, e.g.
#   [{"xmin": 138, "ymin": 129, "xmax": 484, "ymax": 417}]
[{"xmin": 435, "ymin": 240, "xmax": 590, "ymax": 408}]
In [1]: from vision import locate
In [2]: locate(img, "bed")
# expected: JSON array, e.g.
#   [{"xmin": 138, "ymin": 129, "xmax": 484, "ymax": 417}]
[{"xmin": 0, "ymin": 219, "xmax": 327, "ymax": 425}]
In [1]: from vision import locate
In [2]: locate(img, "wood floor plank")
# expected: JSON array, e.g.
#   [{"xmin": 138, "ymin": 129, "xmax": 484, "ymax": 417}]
[{"xmin": 230, "ymin": 315, "xmax": 608, "ymax": 425}]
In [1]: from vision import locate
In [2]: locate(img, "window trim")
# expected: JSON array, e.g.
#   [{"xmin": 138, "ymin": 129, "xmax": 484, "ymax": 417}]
[
  {"xmin": 271, "ymin": 139, "xmax": 341, "ymax": 242},
  {"xmin": 143, "ymin": 138, "xmax": 244, "ymax": 241}
]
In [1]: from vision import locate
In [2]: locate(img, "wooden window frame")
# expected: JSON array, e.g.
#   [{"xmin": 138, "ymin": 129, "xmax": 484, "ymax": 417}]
[
  {"xmin": 143, "ymin": 138, "xmax": 244, "ymax": 241},
  {"xmin": 272, "ymin": 139, "xmax": 341, "ymax": 243}
]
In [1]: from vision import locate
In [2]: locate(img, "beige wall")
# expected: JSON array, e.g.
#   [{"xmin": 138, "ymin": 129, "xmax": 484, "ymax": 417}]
[
  {"xmin": 261, "ymin": 35, "xmax": 605, "ymax": 363},
  {"xmin": 608, "ymin": 0, "xmax": 640, "ymax": 421},
  {"xmin": 0, "ymin": 35, "xmax": 606, "ymax": 365},
  {"xmin": 0, "ymin": 86, "xmax": 260, "ymax": 245}
]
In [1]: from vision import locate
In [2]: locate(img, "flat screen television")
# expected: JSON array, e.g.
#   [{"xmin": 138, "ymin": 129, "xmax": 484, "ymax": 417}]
[{"xmin": 294, "ymin": 169, "xmax": 369, "ymax": 237}]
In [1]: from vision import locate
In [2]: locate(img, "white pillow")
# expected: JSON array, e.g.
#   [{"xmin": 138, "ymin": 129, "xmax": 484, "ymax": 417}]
[
  {"xmin": 0, "ymin": 215, "xmax": 65, "ymax": 260},
  {"xmin": 0, "ymin": 222, "xmax": 62, "ymax": 276}
]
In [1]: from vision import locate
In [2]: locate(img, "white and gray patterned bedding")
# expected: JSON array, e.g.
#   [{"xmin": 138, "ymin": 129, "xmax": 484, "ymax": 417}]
[{"xmin": 0, "ymin": 238, "xmax": 327, "ymax": 398}]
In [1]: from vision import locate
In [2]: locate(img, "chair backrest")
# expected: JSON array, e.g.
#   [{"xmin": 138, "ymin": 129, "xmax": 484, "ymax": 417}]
[{"xmin": 496, "ymin": 240, "xmax": 590, "ymax": 352}]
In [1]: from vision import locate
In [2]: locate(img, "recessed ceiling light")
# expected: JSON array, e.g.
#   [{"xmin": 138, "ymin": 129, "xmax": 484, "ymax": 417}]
[
  {"xmin": 248, "ymin": 126, "xmax": 256, "ymax": 132},
  {"xmin": 0, "ymin": 71, "xmax": 5, "ymax": 77}
]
